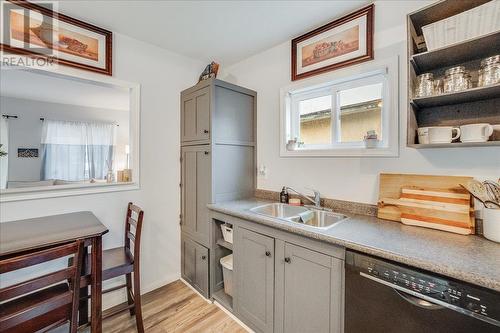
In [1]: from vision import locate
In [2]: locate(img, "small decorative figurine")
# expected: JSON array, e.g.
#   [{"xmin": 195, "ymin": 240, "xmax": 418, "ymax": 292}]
[{"xmin": 198, "ymin": 61, "xmax": 220, "ymax": 82}]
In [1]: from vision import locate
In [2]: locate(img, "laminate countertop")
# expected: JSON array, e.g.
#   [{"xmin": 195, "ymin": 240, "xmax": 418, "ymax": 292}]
[{"xmin": 208, "ymin": 199, "xmax": 500, "ymax": 292}]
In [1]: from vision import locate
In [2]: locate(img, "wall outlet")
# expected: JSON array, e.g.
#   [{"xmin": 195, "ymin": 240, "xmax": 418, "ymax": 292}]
[{"xmin": 258, "ymin": 165, "xmax": 268, "ymax": 179}]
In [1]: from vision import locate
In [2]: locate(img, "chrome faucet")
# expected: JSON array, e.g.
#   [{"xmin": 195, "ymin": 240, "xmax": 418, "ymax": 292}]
[{"xmin": 285, "ymin": 187, "xmax": 321, "ymax": 208}]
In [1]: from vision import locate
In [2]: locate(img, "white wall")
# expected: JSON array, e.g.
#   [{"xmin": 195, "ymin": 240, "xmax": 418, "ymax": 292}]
[
  {"xmin": 219, "ymin": 0, "xmax": 500, "ymax": 204},
  {"xmin": 1, "ymin": 96, "xmax": 130, "ymax": 182},
  {"xmin": 0, "ymin": 117, "xmax": 8, "ymax": 189},
  {"xmin": 0, "ymin": 32, "xmax": 203, "ymax": 308}
]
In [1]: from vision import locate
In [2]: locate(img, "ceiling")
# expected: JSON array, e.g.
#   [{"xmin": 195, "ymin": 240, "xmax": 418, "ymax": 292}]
[
  {"xmin": 0, "ymin": 69, "xmax": 130, "ymax": 110},
  {"xmin": 55, "ymin": 0, "xmax": 369, "ymax": 66}
]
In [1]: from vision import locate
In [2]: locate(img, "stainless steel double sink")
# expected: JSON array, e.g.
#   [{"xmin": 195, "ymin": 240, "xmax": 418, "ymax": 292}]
[{"xmin": 249, "ymin": 203, "xmax": 348, "ymax": 229}]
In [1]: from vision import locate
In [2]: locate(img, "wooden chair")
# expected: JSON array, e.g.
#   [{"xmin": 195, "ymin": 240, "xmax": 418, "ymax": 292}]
[
  {"xmin": 0, "ymin": 240, "xmax": 84, "ymax": 333},
  {"xmin": 79, "ymin": 202, "xmax": 145, "ymax": 332}
]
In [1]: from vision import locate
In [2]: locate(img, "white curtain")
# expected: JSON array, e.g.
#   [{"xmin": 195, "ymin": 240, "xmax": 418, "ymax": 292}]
[
  {"xmin": 41, "ymin": 120, "xmax": 115, "ymax": 181},
  {"xmin": 0, "ymin": 117, "xmax": 8, "ymax": 189}
]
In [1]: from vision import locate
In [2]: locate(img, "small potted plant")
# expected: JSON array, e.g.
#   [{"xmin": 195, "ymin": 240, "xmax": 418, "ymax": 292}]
[
  {"xmin": 0, "ymin": 144, "xmax": 7, "ymax": 157},
  {"xmin": 363, "ymin": 130, "xmax": 379, "ymax": 148}
]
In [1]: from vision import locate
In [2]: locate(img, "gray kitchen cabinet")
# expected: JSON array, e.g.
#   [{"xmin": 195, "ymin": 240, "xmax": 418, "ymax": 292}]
[
  {"xmin": 181, "ymin": 233, "xmax": 209, "ymax": 298},
  {"xmin": 234, "ymin": 227, "xmax": 275, "ymax": 333},
  {"xmin": 275, "ymin": 240, "xmax": 343, "ymax": 333},
  {"xmin": 181, "ymin": 86, "xmax": 210, "ymax": 144},
  {"xmin": 181, "ymin": 78, "xmax": 257, "ymax": 148},
  {"xmin": 181, "ymin": 145, "xmax": 211, "ymax": 246},
  {"xmin": 180, "ymin": 78, "xmax": 257, "ymax": 299},
  {"xmin": 212, "ymin": 85, "xmax": 255, "ymax": 144},
  {"xmin": 212, "ymin": 144, "xmax": 255, "ymax": 202},
  {"xmin": 209, "ymin": 211, "xmax": 345, "ymax": 332}
]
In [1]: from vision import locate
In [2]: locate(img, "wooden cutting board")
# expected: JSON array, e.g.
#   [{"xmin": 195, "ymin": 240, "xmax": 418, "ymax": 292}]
[
  {"xmin": 381, "ymin": 187, "xmax": 474, "ymax": 234},
  {"xmin": 377, "ymin": 173, "xmax": 475, "ymax": 234}
]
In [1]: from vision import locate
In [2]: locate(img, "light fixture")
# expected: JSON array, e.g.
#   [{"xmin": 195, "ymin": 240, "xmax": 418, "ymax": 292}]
[{"xmin": 125, "ymin": 145, "xmax": 130, "ymax": 169}]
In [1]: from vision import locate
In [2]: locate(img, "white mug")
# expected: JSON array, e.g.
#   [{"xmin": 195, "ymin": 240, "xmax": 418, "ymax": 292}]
[
  {"xmin": 417, "ymin": 127, "xmax": 430, "ymax": 144},
  {"xmin": 483, "ymin": 208, "xmax": 500, "ymax": 243},
  {"xmin": 428, "ymin": 126, "xmax": 461, "ymax": 144},
  {"xmin": 460, "ymin": 123, "xmax": 493, "ymax": 143}
]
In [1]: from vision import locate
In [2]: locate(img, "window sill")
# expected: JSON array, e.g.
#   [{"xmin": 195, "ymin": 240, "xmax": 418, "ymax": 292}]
[
  {"xmin": 0, "ymin": 182, "xmax": 140, "ymax": 202},
  {"xmin": 280, "ymin": 145, "xmax": 399, "ymax": 157}
]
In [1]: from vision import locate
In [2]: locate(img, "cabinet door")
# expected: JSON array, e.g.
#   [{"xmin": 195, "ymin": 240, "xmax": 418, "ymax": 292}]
[
  {"xmin": 234, "ymin": 227, "xmax": 274, "ymax": 333},
  {"xmin": 193, "ymin": 243, "xmax": 209, "ymax": 297},
  {"xmin": 181, "ymin": 235, "xmax": 196, "ymax": 285},
  {"xmin": 275, "ymin": 242, "xmax": 343, "ymax": 333},
  {"xmin": 181, "ymin": 235, "xmax": 209, "ymax": 298},
  {"xmin": 181, "ymin": 146, "xmax": 211, "ymax": 245},
  {"xmin": 181, "ymin": 86, "xmax": 210, "ymax": 142}
]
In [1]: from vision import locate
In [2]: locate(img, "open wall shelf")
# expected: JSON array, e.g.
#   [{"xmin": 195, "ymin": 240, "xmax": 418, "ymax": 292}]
[
  {"xmin": 212, "ymin": 289, "xmax": 233, "ymax": 310},
  {"xmin": 410, "ymin": 32, "xmax": 500, "ymax": 74},
  {"xmin": 406, "ymin": 0, "xmax": 500, "ymax": 148},
  {"xmin": 411, "ymin": 83, "xmax": 500, "ymax": 108},
  {"xmin": 409, "ymin": 141, "xmax": 500, "ymax": 149},
  {"xmin": 216, "ymin": 238, "xmax": 233, "ymax": 251},
  {"xmin": 210, "ymin": 219, "xmax": 233, "ymax": 312},
  {"xmin": 409, "ymin": 0, "xmax": 490, "ymax": 36}
]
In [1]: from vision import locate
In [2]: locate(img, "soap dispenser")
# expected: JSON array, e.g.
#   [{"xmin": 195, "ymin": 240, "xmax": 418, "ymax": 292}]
[{"xmin": 280, "ymin": 187, "xmax": 289, "ymax": 203}]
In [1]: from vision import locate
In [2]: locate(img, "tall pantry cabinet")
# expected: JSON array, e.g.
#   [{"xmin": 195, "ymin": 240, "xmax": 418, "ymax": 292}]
[{"xmin": 180, "ymin": 78, "xmax": 256, "ymax": 297}]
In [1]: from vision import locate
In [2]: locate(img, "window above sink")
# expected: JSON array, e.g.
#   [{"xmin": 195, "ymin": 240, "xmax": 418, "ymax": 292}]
[{"xmin": 280, "ymin": 56, "xmax": 399, "ymax": 157}]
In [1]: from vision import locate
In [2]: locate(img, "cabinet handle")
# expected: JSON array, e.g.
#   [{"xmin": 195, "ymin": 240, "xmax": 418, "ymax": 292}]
[
  {"xmin": 284, "ymin": 257, "xmax": 291, "ymax": 264},
  {"xmin": 204, "ymin": 151, "xmax": 210, "ymax": 155},
  {"xmin": 201, "ymin": 255, "xmax": 207, "ymax": 260},
  {"xmin": 204, "ymin": 129, "xmax": 209, "ymax": 134},
  {"xmin": 265, "ymin": 251, "xmax": 271, "ymax": 257}
]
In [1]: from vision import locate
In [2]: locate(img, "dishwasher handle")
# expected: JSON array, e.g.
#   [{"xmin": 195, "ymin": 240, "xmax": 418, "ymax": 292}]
[
  {"xmin": 360, "ymin": 272, "xmax": 446, "ymax": 311},
  {"xmin": 394, "ymin": 289, "xmax": 444, "ymax": 310}
]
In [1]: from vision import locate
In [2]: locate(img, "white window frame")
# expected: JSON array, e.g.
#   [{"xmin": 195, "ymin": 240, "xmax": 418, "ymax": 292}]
[
  {"xmin": 280, "ymin": 56, "xmax": 399, "ymax": 157},
  {"xmin": 0, "ymin": 65, "xmax": 141, "ymax": 202},
  {"xmin": 332, "ymin": 74, "xmax": 388, "ymax": 147},
  {"xmin": 289, "ymin": 86, "xmax": 332, "ymax": 147}
]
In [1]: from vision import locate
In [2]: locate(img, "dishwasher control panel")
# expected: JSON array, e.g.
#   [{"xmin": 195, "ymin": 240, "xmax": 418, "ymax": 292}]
[{"xmin": 347, "ymin": 251, "xmax": 500, "ymax": 326}]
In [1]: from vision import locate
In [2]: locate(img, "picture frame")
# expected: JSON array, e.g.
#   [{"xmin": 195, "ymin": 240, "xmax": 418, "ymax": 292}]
[
  {"xmin": 17, "ymin": 148, "xmax": 39, "ymax": 158},
  {"xmin": 291, "ymin": 4, "xmax": 374, "ymax": 81},
  {"xmin": 1, "ymin": 0, "xmax": 112, "ymax": 75}
]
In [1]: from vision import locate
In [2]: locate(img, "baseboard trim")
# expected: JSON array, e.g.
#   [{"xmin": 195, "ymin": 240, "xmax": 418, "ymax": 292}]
[
  {"xmin": 102, "ymin": 279, "xmax": 254, "ymax": 332},
  {"xmin": 101, "ymin": 275, "xmax": 178, "ymax": 310},
  {"xmin": 178, "ymin": 279, "xmax": 253, "ymax": 332},
  {"xmin": 103, "ymin": 278, "xmax": 209, "ymax": 317},
  {"xmin": 179, "ymin": 278, "xmax": 212, "ymax": 304},
  {"xmin": 213, "ymin": 300, "xmax": 254, "ymax": 333},
  {"xmin": 142, "ymin": 276, "xmax": 178, "ymax": 295}
]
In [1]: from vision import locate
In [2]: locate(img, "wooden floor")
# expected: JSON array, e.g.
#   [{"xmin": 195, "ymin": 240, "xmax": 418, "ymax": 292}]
[{"xmin": 95, "ymin": 280, "xmax": 246, "ymax": 333}]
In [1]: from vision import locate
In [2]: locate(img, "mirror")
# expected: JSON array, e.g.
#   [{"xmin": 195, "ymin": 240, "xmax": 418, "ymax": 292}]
[{"xmin": 0, "ymin": 68, "xmax": 138, "ymax": 195}]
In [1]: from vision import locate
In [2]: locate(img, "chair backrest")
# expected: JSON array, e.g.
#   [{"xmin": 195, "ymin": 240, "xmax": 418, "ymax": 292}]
[
  {"xmin": 0, "ymin": 240, "xmax": 84, "ymax": 333},
  {"xmin": 124, "ymin": 202, "xmax": 144, "ymax": 264}
]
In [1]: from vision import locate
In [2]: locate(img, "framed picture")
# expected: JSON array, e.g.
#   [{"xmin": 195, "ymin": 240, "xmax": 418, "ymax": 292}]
[
  {"xmin": 1, "ymin": 0, "xmax": 112, "ymax": 75},
  {"xmin": 291, "ymin": 4, "xmax": 374, "ymax": 81},
  {"xmin": 18, "ymin": 148, "xmax": 38, "ymax": 158}
]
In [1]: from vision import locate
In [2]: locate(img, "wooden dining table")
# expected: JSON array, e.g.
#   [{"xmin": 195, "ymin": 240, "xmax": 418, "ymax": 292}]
[{"xmin": 0, "ymin": 211, "xmax": 109, "ymax": 333}]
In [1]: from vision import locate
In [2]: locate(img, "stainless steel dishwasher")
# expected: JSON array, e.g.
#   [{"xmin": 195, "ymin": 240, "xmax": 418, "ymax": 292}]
[{"xmin": 345, "ymin": 250, "xmax": 500, "ymax": 332}]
